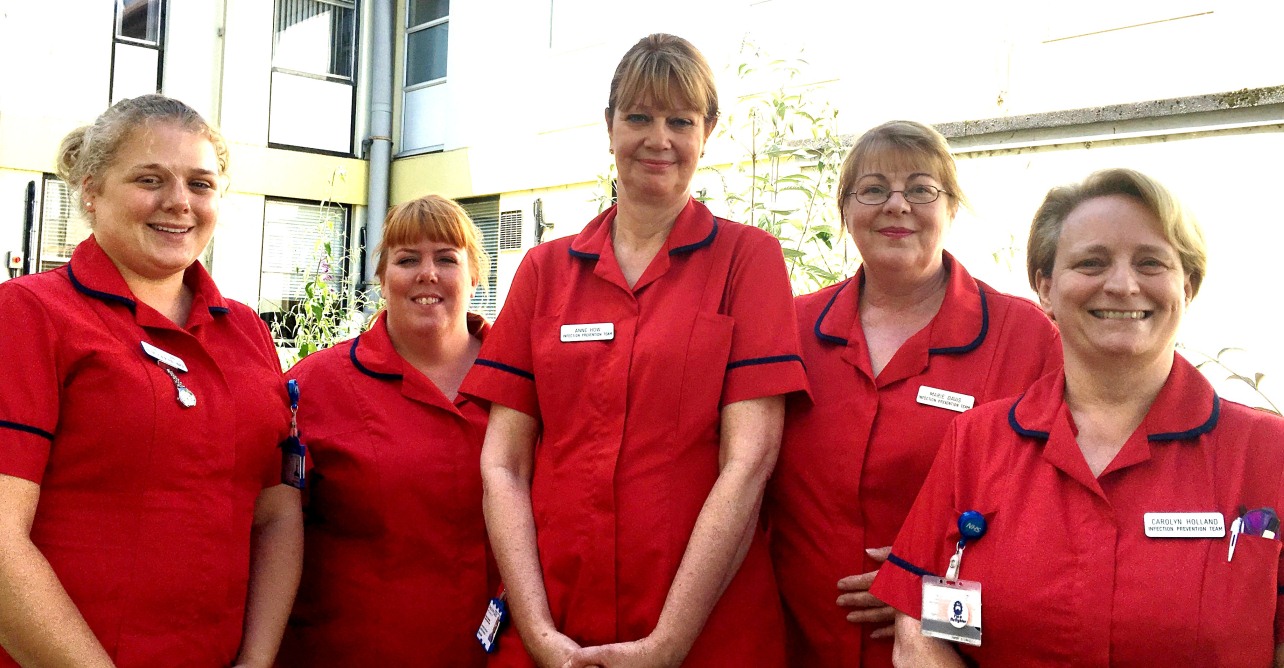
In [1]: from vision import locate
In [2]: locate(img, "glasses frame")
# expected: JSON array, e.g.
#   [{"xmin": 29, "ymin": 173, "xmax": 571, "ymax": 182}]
[{"xmin": 846, "ymin": 184, "xmax": 951, "ymax": 206}]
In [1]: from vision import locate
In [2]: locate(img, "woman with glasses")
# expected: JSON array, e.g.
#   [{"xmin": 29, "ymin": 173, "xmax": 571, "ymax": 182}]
[
  {"xmin": 873, "ymin": 168, "xmax": 1284, "ymax": 666},
  {"xmin": 767, "ymin": 120, "xmax": 1060, "ymax": 668}
]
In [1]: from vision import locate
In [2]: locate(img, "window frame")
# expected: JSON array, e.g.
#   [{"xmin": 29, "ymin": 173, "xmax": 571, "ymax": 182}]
[
  {"xmin": 267, "ymin": 0, "xmax": 360, "ymax": 156},
  {"xmin": 109, "ymin": 0, "xmax": 166, "ymax": 104},
  {"xmin": 403, "ymin": 0, "xmax": 449, "ymax": 91},
  {"xmin": 257, "ymin": 196, "xmax": 354, "ymax": 345}
]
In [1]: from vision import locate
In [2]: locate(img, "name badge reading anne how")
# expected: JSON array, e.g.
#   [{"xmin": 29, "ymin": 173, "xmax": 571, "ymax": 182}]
[
  {"xmin": 916, "ymin": 386, "xmax": 975, "ymax": 413},
  {"xmin": 560, "ymin": 323, "xmax": 615, "ymax": 343},
  {"xmin": 1144, "ymin": 512, "xmax": 1225, "ymax": 538}
]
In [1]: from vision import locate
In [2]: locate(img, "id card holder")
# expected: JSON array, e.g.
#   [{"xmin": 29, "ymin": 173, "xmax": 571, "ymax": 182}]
[
  {"xmin": 280, "ymin": 379, "xmax": 307, "ymax": 489},
  {"xmin": 476, "ymin": 589, "xmax": 507, "ymax": 653},
  {"xmin": 280, "ymin": 435, "xmax": 307, "ymax": 489},
  {"xmin": 921, "ymin": 576, "xmax": 982, "ymax": 646}
]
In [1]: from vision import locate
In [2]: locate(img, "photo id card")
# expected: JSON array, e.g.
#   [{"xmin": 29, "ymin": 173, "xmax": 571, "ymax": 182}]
[{"xmin": 921, "ymin": 576, "xmax": 982, "ymax": 646}]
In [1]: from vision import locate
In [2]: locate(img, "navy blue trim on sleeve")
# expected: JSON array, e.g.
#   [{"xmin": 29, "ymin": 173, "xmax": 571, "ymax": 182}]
[
  {"xmin": 1277, "ymin": 585, "xmax": 1283, "ymax": 596},
  {"xmin": 669, "ymin": 217, "xmax": 719, "ymax": 255},
  {"xmin": 0, "ymin": 420, "xmax": 55, "ymax": 441},
  {"xmin": 66, "ymin": 264, "xmax": 137, "ymax": 311},
  {"xmin": 928, "ymin": 285, "xmax": 988, "ymax": 355},
  {"xmin": 348, "ymin": 338, "xmax": 402, "ymax": 381},
  {"xmin": 475, "ymin": 358, "xmax": 536, "ymax": 381},
  {"xmin": 887, "ymin": 552, "xmax": 938, "ymax": 578},
  {"xmin": 726, "ymin": 354, "xmax": 804, "ymax": 371},
  {"xmin": 1008, "ymin": 395, "xmax": 1050, "ymax": 440}
]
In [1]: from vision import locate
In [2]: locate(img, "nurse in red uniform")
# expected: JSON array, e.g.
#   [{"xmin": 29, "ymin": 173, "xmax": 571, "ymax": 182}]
[
  {"xmin": 462, "ymin": 33, "xmax": 808, "ymax": 668},
  {"xmin": 767, "ymin": 120, "xmax": 1059, "ymax": 668},
  {"xmin": 874, "ymin": 168, "xmax": 1284, "ymax": 666},
  {"xmin": 0, "ymin": 95, "xmax": 301, "ymax": 667},
  {"xmin": 278, "ymin": 195, "xmax": 495, "ymax": 667}
]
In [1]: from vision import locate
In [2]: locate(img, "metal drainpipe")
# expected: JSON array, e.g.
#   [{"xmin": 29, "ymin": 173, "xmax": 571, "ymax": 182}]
[{"xmin": 362, "ymin": 0, "xmax": 394, "ymax": 310}]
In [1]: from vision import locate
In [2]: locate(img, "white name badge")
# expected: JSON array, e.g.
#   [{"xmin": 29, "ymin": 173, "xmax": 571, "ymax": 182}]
[
  {"xmin": 560, "ymin": 323, "xmax": 614, "ymax": 342},
  {"xmin": 1144, "ymin": 512, "xmax": 1226, "ymax": 538},
  {"xmin": 140, "ymin": 341, "xmax": 188, "ymax": 372},
  {"xmin": 916, "ymin": 386, "xmax": 975, "ymax": 413}
]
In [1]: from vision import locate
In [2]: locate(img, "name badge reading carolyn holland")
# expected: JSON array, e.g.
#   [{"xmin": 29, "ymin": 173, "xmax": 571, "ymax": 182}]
[
  {"xmin": 560, "ymin": 323, "xmax": 614, "ymax": 342},
  {"xmin": 1144, "ymin": 512, "xmax": 1226, "ymax": 538},
  {"xmin": 916, "ymin": 386, "xmax": 975, "ymax": 413}
]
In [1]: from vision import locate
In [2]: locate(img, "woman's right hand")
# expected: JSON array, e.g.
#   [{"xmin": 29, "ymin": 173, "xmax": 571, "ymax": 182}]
[
  {"xmin": 836, "ymin": 545, "xmax": 895, "ymax": 638},
  {"xmin": 526, "ymin": 628, "xmax": 581, "ymax": 668}
]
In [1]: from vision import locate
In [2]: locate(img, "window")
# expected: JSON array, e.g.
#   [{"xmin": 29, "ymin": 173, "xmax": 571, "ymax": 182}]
[
  {"xmin": 458, "ymin": 196, "xmax": 499, "ymax": 321},
  {"xmin": 36, "ymin": 177, "xmax": 90, "ymax": 273},
  {"xmin": 111, "ymin": 0, "xmax": 165, "ymax": 104},
  {"xmin": 402, "ymin": 0, "xmax": 450, "ymax": 152},
  {"xmin": 269, "ymin": 0, "xmax": 358, "ymax": 154},
  {"xmin": 258, "ymin": 199, "xmax": 351, "ymax": 340}
]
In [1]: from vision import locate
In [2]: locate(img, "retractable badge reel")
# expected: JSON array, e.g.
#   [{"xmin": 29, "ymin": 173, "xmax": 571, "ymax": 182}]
[
  {"xmin": 280, "ymin": 380, "xmax": 307, "ymax": 489},
  {"xmin": 921, "ymin": 510, "xmax": 986, "ymax": 646},
  {"xmin": 476, "ymin": 586, "xmax": 507, "ymax": 653}
]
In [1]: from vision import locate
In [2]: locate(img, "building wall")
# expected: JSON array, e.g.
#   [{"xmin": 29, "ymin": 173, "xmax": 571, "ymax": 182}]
[{"xmin": 0, "ymin": 0, "xmax": 368, "ymax": 315}]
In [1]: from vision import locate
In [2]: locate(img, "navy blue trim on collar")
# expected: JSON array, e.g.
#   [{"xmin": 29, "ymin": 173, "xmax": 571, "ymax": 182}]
[
  {"xmin": 1149, "ymin": 394, "xmax": 1220, "ymax": 442},
  {"xmin": 475, "ymin": 358, "xmax": 535, "ymax": 381},
  {"xmin": 66, "ymin": 263, "xmax": 136, "ymax": 311},
  {"xmin": 887, "ymin": 552, "xmax": 938, "ymax": 578},
  {"xmin": 209, "ymin": 306, "xmax": 230, "ymax": 315},
  {"xmin": 0, "ymin": 420, "xmax": 54, "ymax": 441},
  {"xmin": 567, "ymin": 248, "xmax": 599, "ymax": 261},
  {"xmin": 928, "ymin": 285, "xmax": 988, "ymax": 355},
  {"xmin": 669, "ymin": 217, "xmax": 718, "ymax": 255},
  {"xmin": 348, "ymin": 337, "xmax": 402, "ymax": 381},
  {"xmin": 1008, "ymin": 395, "xmax": 1050, "ymax": 440},
  {"xmin": 813, "ymin": 278, "xmax": 855, "ymax": 346},
  {"xmin": 726, "ymin": 354, "xmax": 804, "ymax": 371}
]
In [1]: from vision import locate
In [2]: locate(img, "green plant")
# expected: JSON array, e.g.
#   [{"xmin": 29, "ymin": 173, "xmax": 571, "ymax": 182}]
[
  {"xmin": 272, "ymin": 168, "xmax": 374, "ymax": 369},
  {"xmin": 707, "ymin": 41, "xmax": 856, "ymax": 293}
]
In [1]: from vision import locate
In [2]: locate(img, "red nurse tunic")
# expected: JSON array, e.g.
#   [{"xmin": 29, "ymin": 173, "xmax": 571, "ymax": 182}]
[
  {"xmin": 767, "ymin": 254, "xmax": 1060, "ymax": 668},
  {"xmin": 460, "ymin": 198, "xmax": 809, "ymax": 667},
  {"xmin": 0, "ymin": 236, "xmax": 288, "ymax": 666},
  {"xmin": 872, "ymin": 356, "xmax": 1284, "ymax": 667},
  {"xmin": 277, "ymin": 311, "xmax": 495, "ymax": 667}
]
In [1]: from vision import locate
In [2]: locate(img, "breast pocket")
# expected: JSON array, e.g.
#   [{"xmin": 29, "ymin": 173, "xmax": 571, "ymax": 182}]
[
  {"xmin": 1198, "ymin": 533, "xmax": 1280, "ymax": 666},
  {"xmin": 530, "ymin": 314, "xmax": 631, "ymax": 434}
]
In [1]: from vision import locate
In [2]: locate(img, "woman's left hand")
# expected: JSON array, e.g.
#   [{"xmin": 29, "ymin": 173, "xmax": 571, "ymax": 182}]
[
  {"xmin": 837, "ymin": 545, "xmax": 895, "ymax": 638},
  {"xmin": 563, "ymin": 636, "xmax": 680, "ymax": 668}
]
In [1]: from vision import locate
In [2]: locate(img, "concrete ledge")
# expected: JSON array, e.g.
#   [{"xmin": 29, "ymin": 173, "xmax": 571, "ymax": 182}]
[{"xmin": 935, "ymin": 85, "xmax": 1284, "ymax": 140}]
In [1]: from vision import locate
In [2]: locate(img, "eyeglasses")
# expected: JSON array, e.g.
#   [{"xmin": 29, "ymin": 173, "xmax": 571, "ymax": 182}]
[{"xmin": 846, "ymin": 184, "xmax": 950, "ymax": 205}]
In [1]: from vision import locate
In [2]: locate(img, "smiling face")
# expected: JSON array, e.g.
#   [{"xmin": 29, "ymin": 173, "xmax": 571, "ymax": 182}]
[
  {"xmin": 381, "ymin": 238, "xmax": 477, "ymax": 343},
  {"xmin": 83, "ymin": 122, "xmax": 221, "ymax": 286},
  {"xmin": 607, "ymin": 100, "xmax": 715, "ymax": 210},
  {"xmin": 1036, "ymin": 194, "xmax": 1193, "ymax": 365},
  {"xmin": 842, "ymin": 152, "xmax": 954, "ymax": 281}
]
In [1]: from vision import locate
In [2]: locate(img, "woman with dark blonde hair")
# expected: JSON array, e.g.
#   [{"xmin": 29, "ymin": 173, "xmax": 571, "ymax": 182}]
[
  {"xmin": 768, "ymin": 120, "xmax": 1060, "ymax": 667},
  {"xmin": 0, "ymin": 94, "xmax": 300, "ymax": 667},
  {"xmin": 875, "ymin": 168, "xmax": 1284, "ymax": 666},
  {"xmin": 278, "ymin": 195, "xmax": 496, "ymax": 667},
  {"xmin": 463, "ymin": 34, "xmax": 807, "ymax": 667}
]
